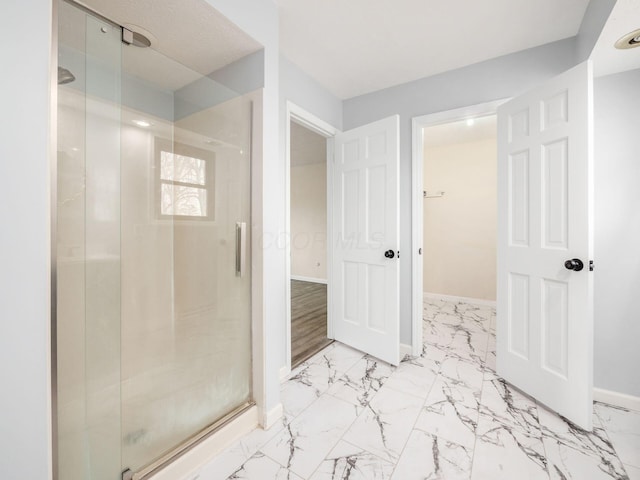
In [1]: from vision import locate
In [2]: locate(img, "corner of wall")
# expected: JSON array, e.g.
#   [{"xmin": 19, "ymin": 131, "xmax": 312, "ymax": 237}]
[{"xmin": 575, "ymin": 0, "xmax": 617, "ymax": 62}]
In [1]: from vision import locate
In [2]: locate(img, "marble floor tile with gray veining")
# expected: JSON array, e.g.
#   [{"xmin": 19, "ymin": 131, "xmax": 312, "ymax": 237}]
[
  {"xmin": 310, "ymin": 441, "xmax": 394, "ymax": 480},
  {"xmin": 391, "ymin": 429, "xmax": 472, "ymax": 480},
  {"xmin": 595, "ymin": 402, "xmax": 640, "ymax": 469},
  {"xmin": 195, "ymin": 298, "xmax": 636, "ymax": 480}
]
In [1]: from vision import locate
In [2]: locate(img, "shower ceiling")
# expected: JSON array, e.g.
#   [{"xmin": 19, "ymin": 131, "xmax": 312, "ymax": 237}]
[{"xmin": 75, "ymin": 0, "xmax": 262, "ymax": 90}]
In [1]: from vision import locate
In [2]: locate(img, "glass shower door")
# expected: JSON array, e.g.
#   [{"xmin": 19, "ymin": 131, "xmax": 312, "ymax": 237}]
[
  {"xmin": 119, "ymin": 44, "xmax": 254, "ymax": 474},
  {"xmin": 56, "ymin": 3, "xmax": 122, "ymax": 479},
  {"xmin": 57, "ymin": 2, "xmax": 255, "ymax": 478}
]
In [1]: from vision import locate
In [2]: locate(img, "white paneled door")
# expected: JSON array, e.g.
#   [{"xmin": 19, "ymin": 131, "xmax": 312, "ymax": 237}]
[
  {"xmin": 497, "ymin": 61, "xmax": 594, "ymax": 429},
  {"xmin": 332, "ymin": 115, "xmax": 400, "ymax": 365}
]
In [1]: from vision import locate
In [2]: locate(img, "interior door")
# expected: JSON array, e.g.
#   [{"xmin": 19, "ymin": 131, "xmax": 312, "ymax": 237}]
[
  {"xmin": 332, "ymin": 115, "xmax": 400, "ymax": 365},
  {"xmin": 497, "ymin": 61, "xmax": 594, "ymax": 429}
]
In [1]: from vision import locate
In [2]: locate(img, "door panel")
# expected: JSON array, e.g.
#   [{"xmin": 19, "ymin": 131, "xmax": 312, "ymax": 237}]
[
  {"xmin": 332, "ymin": 115, "xmax": 400, "ymax": 365},
  {"xmin": 497, "ymin": 61, "xmax": 594, "ymax": 429}
]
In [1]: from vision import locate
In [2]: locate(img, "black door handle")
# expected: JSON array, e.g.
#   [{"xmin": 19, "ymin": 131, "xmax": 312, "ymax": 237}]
[
  {"xmin": 564, "ymin": 258, "xmax": 584, "ymax": 271},
  {"xmin": 384, "ymin": 249, "xmax": 395, "ymax": 259}
]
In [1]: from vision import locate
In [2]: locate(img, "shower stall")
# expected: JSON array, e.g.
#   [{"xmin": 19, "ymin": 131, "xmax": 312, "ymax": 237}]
[{"xmin": 55, "ymin": 1, "xmax": 259, "ymax": 478}]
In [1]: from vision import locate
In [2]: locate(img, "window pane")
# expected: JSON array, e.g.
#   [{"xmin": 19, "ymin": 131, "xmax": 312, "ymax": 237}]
[
  {"xmin": 160, "ymin": 151, "xmax": 206, "ymax": 185},
  {"xmin": 161, "ymin": 183, "xmax": 207, "ymax": 217}
]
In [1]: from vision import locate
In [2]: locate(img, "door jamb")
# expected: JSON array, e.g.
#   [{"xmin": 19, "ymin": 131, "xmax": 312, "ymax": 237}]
[
  {"xmin": 411, "ymin": 99, "xmax": 508, "ymax": 355},
  {"xmin": 284, "ymin": 102, "xmax": 338, "ymax": 379}
]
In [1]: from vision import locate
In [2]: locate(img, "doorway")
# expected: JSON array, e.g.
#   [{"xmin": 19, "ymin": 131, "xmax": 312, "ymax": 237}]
[
  {"xmin": 422, "ymin": 115, "xmax": 497, "ymax": 304},
  {"xmin": 284, "ymin": 103, "xmax": 338, "ymax": 375},
  {"xmin": 289, "ymin": 121, "xmax": 332, "ymax": 367},
  {"xmin": 411, "ymin": 100, "xmax": 506, "ymax": 355}
]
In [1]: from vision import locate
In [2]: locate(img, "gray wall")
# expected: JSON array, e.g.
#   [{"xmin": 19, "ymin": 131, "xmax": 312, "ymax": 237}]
[
  {"xmin": 175, "ymin": 50, "xmax": 265, "ymax": 120},
  {"xmin": 343, "ymin": 38, "xmax": 578, "ymax": 343},
  {"xmin": 575, "ymin": 0, "xmax": 617, "ymax": 62},
  {"xmin": 280, "ymin": 55, "xmax": 343, "ymax": 131},
  {"xmin": 0, "ymin": 0, "xmax": 53, "ymax": 478},
  {"xmin": 594, "ymin": 68, "xmax": 640, "ymax": 398}
]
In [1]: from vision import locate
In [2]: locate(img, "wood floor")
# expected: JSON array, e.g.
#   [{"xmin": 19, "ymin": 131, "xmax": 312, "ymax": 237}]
[{"xmin": 291, "ymin": 280, "xmax": 333, "ymax": 368}]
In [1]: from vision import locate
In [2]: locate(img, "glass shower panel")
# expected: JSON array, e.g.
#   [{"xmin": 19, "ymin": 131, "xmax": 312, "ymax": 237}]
[
  {"xmin": 119, "ymin": 46, "xmax": 253, "ymax": 473},
  {"xmin": 56, "ymin": 3, "xmax": 122, "ymax": 479}
]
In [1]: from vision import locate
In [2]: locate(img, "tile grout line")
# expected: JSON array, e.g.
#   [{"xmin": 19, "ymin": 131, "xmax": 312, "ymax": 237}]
[{"xmin": 468, "ymin": 322, "xmax": 493, "ymax": 480}]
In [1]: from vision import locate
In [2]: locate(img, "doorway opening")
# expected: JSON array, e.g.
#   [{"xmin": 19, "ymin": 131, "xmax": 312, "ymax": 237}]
[
  {"xmin": 422, "ymin": 114, "xmax": 497, "ymax": 304},
  {"xmin": 411, "ymin": 100, "xmax": 506, "ymax": 357},
  {"xmin": 284, "ymin": 103, "xmax": 338, "ymax": 376},
  {"xmin": 289, "ymin": 121, "xmax": 332, "ymax": 367}
]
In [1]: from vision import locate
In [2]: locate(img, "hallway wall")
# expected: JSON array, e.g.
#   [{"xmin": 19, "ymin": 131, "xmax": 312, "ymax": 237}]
[
  {"xmin": 290, "ymin": 123, "xmax": 327, "ymax": 282},
  {"xmin": 423, "ymin": 136, "xmax": 497, "ymax": 301}
]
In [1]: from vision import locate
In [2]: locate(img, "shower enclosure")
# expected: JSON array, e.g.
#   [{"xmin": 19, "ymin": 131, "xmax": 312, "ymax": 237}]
[{"xmin": 55, "ymin": 1, "xmax": 258, "ymax": 478}]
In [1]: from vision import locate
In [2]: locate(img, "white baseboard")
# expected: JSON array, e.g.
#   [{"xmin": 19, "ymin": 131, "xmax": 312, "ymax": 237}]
[
  {"xmin": 423, "ymin": 291, "xmax": 496, "ymax": 307},
  {"xmin": 291, "ymin": 275, "xmax": 327, "ymax": 284},
  {"xmin": 263, "ymin": 403, "xmax": 283, "ymax": 429},
  {"xmin": 150, "ymin": 405, "xmax": 258, "ymax": 480},
  {"xmin": 594, "ymin": 388, "xmax": 640, "ymax": 412},
  {"xmin": 279, "ymin": 365, "xmax": 291, "ymax": 382}
]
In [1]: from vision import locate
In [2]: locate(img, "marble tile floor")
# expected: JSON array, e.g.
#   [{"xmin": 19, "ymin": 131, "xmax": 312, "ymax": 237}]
[{"xmin": 196, "ymin": 299, "xmax": 639, "ymax": 480}]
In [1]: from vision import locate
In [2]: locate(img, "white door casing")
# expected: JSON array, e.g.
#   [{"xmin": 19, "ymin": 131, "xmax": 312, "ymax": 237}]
[
  {"xmin": 497, "ymin": 61, "xmax": 594, "ymax": 429},
  {"xmin": 332, "ymin": 115, "xmax": 400, "ymax": 366}
]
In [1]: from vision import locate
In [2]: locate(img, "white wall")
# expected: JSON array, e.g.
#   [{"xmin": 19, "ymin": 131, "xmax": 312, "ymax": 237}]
[
  {"xmin": 343, "ymin": 38, "xmax": 578, "ymax": 344},
  {"xmin": 0, "ymin": 0, "xmax": 52, "ymax": 478},
  {"xmin": 593, "ymin": 68, "xmax": 640, "ymax": 398},
  {"xmin": 290, "ymin": 122, "xmax": 327, "ymax": 281},
  {"xmin": 290, "ymin": 163, "xmax": 327, "ymax": 280},
  {"xmin": 423, "ymin": 137, "xmax": 497, "ymax": 301}
]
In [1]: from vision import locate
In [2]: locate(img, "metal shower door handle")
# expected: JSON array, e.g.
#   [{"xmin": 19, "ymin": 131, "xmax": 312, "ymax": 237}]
[{"xmin": 236, "ymin": 222, "xmax": 246, "ymax": 277}]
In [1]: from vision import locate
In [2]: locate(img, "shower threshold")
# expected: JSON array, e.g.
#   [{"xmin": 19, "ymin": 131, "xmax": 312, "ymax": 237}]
[{"xmin": 123, "ymin": 401, "xmax": 256, "ymax": 480}]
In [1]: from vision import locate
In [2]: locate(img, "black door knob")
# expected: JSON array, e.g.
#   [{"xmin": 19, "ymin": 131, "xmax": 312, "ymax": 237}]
[
  {"xmin": 564, "ymin": 258, "xmax": 584, "ymax": 271},
  {"xmin": 384, "ymin": 249, "xmax": 395, "ymax": 259}
]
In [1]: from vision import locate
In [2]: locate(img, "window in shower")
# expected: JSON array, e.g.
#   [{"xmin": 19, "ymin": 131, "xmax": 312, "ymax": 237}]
[{"xmin": 156, "ymin": 139, "xmax": 215, "ymax": 220}]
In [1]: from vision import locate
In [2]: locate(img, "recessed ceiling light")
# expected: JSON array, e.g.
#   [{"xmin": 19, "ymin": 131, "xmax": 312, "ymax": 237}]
[
  {"xmin": 134, "ymin": 120, "xmax": 151, "ymax": 127},
  {"xmin": 466, "ymin": 119, "xmax": 475, "ymax": 126},
  {"xmin": 614, "ymin": 28, "xmax": 640, "ymax": 49}
]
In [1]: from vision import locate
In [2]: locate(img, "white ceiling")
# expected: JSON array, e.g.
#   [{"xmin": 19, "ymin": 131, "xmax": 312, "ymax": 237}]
[
  {"xmin": 591, "ymin": 0, "xmax": 640, "ymax": 77},
  {"xmin": 80, "ymin": 0, "xmax": 262, "ymax": 90},
  {"xmin": 275, "ymin": 0, "xmax": 591, "ymax": 99},
  {"xmin": 424, "ymin": 115, "xmax": 496, "ymax": 149},
  {"xmin": 291, "ymin": 121, "xmax": 327, "ymax": 166}
]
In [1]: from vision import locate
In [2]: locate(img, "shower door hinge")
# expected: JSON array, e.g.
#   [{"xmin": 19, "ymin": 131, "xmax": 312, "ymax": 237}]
[
  {"xmin": 122, "ymin": 468, "xmax": 134, "ymax": 480},
  {"xmin": 122, "ymin": 27, "xmax": 134, "ymax": 45}
]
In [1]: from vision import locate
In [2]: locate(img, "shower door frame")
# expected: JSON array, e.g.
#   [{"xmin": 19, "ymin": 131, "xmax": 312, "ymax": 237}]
[{"xmin": 49, "ymin": 1, "xmax": 268, "ymax": 478}]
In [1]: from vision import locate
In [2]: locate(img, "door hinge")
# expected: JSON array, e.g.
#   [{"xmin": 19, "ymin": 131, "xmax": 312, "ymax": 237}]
[
  {"xmin": 589, "ymin": 260, "xmax": 594, "ymax": 271},
  {"xmin": 122, "ymin": 27, "xmax": 134, "ymax": 45}
]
